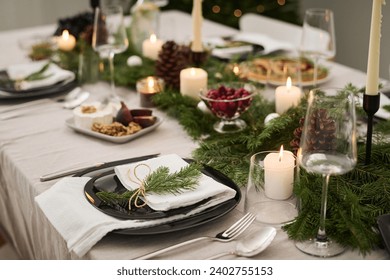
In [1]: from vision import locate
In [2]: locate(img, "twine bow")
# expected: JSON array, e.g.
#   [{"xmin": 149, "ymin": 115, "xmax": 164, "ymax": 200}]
[{"xmin": 127, "ymin": 163, "xmax": 151, "ymax": 210}]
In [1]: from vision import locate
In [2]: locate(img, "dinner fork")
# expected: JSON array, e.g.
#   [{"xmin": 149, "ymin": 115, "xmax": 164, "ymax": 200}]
[{"xmin": 135, "ymin": 212, "xmax": 256, "ymax": 260}]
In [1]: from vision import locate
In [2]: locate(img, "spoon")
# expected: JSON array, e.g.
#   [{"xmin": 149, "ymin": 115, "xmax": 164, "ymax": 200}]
[
  {"xmin": 206, "ymin": 226, "xmax": 277, "ymax": 260},
  {"xmin": 61, "ymin": 87, "xmax": 90, "ymax": 109}
]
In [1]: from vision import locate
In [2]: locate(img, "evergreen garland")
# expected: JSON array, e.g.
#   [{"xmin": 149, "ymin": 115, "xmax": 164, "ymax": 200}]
[
  {"xmin": 51, "ymin": 29, "xmax": 390, "ymax": 253},
  {"xmin": 152, "ymin": 83, "xmax": 390, "ymax": 254}
]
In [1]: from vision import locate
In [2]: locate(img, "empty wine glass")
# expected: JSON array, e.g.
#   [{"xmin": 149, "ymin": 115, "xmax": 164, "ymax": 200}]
[
  {"xmin": 295, "ymin": 87, "xmax": 357, "ymax": 257},
  {"xmin": 300, "ymin": 8, "xmax": 336, "ymax": 87},
  {"xmin": 92, "ymin": 5, "xmax": 129, "ymax": 103}
]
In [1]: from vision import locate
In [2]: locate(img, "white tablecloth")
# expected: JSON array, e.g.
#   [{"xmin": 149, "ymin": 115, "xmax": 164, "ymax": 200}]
[{"xmin": 0, "ymin": 10, "xmax": 388, "ymax": 260}]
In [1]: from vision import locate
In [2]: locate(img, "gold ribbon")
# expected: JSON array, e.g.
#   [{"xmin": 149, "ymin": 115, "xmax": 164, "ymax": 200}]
[{"xmin": 127, "ymin": 163, "xmax": 151, "ymax": 210}]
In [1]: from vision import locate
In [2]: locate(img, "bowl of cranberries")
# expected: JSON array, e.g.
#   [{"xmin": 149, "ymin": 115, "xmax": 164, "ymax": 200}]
[{"xmin": 199, "ymin": 82, "xmax": 257, "ymax": 133}]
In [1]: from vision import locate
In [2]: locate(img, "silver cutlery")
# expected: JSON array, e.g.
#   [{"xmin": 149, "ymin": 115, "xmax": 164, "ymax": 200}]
[
  {"xmin": 206, "ymin": 226, "xmax": 276, "ymax": 259},
  {"xmin": 135, "ymin": 212, "xmax": 256, "ymax": 260},
  {"xmin": 60, "ymin": 87, "xmax": 90, "ymax": 109},
  {"xmin": 39, "ymin": 153, "xmax": 160, "ymax": 181}
]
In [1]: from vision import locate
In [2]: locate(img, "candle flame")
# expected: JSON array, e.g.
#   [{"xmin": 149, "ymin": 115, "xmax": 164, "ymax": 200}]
[
  {"xmin": 62, "ymin": 30, "xmax": 70, "ymax": 40},
  {"xmin": 278, "ymin": 145, "xmax": 284, "ymax": 162},
  {"xmin": 147, "ymin": 77, "xmax": 155, "ymax": 88},
  {"xmin": 150, "ymin": 34, "xmax": 157, "ymax": 43},
  {"xmin": 286, "ymin": 77, "xmax": 292, "ymax": 89},
  {"xmin": 190, "ymin": 68, "xmax": 196, "ymax": 76},
  {"xmin": 233, "ymin": 64, "xmax": 240, "ymax": 75}
]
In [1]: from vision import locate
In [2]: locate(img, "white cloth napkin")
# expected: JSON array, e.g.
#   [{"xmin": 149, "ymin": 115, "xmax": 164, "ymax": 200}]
[
  {"xmin": 35, "ymin": 156, "xmax": 236, "ymax": 257},
  {"xmin": 114, "ymin": 154, "xmax": 237, "ymax": 211},
  {"xmin": 231, "ymin": 32, "xmax": 294, "ymax": 54},
  {"xmin": 206, "ymin": 32, "xmax": 295, "ymax": 59},
  {"xmin": 7, "ymin": 60, "xmax": 75, "ymax": 90}
]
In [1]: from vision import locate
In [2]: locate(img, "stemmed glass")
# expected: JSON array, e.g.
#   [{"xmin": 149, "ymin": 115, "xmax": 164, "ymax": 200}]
[
  {"xmin": 295, "ymin": 87, "xmax": 357, "ymax": 257},
  {"xmin": 92, "ymin": 5, "xmax": 129, "ymax": 103},
  {"xmin": 300, "ymin": 8, "xmax": 336, "ymax": 87}
]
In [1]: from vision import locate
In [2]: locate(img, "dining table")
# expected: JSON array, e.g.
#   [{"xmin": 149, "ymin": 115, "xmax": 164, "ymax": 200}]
[{"xmin": 0, "ymin": 10, "xmax": 388, "ymax": 261}]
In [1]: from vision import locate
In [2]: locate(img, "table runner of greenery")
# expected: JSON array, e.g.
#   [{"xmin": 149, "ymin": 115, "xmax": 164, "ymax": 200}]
[
  {"xmin": 52, "ymin": 39, "xmax": 390, "ymax": 254},
  {"xmin": 115, "ymin": 49, "xmax": 390, "ymax": 254}
]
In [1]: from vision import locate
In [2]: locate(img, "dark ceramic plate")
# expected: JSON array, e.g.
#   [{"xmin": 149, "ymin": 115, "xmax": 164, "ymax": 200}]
[
  {"xmin": 377, "ymin": 213, "xmax": 390, "ymax": 254},
  {"xmin": 77, "ymin": 157, "xmax": 241, "ymax": 235},
  {"xmin": 0, "ymin": 70, "xmax": 77, "ymax": 99}
]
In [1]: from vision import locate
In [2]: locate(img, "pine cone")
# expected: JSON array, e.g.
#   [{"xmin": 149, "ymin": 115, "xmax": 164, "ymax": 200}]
[
  {"xmin": 305, "ymin": 109, "xmax": 336, "ymax": 151},
  {"xmin": 290, "ymin": 117, "xmax": 305, "ymax": 155},
  {"xmin": 155, "ymin": 41, "xmax": 190, "ymax": 89},
  {"xmin": 290, "ymin": 110, "xmax": 336, "ymax": 154}
]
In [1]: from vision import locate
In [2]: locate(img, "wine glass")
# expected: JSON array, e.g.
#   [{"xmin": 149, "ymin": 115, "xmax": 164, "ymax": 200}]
[
  {"xmin": 92, "ymin": 5, "xmax": 129, "ymax": 103},
  {"xmin": 300, "ymin": 8, "xmax": 336, "ymax": 87},
  {"xmin": 295, "ymin": 87, "xmax": 357, "ymax": 257}
]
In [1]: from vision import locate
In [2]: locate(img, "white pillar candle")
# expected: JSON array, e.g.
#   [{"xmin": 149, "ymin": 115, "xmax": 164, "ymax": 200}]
[
  {"xmin": 264, "ymin": 147, "xmax": 295, "ymax": 200},
  {"xmin": 365, "ymin": 0, "xmax": 385, "ymax": 95},
  {"xmin": 180, "ymin": 67, "xmax": 208, "ymax": 99},
  {"xmin": 57, "ymin": 30, "xmax": 76, "ymax": 51},
  {"xmin": 275, "ymin": 77, "xmax": 301, "ymax": 114},
  {"xmin": 191, "ymin": 0, "xmax": 203, "ymax": 52},
  {"xmin": 142, "ymin": 34, "xmax": 163, "ymax": 60}
]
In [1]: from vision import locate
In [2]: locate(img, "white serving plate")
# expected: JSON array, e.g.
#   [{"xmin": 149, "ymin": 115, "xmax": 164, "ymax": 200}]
[{"xmin": 65, "ymin": 116, "xmax": 163, "ymax": 143}]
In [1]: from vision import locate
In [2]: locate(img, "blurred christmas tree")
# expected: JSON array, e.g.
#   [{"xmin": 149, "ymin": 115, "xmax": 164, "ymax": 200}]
[{"xmin": 162, "ymin": 0, "xmax": 301, "ymax": 29}]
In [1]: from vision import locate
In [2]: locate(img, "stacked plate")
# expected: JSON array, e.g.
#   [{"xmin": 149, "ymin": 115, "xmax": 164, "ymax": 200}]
[{"xmin": 0, "ymin": 60, "xmax": 77, "ymax": 99}]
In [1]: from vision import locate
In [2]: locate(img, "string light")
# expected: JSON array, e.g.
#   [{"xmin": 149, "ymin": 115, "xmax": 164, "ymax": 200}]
[
  {"xmin": 212, "ymin": 5, "xmax": 221, "ymax": 13},
  {"xmin": 233, "ymin": 9, "xmax": 242, "ymax": 17},
  {"xmin": 257, "ymin": 5, "xmax": 265, "ymax": 13},
  {"xmin": 277, "ymin": 0, "xmax": 286, "ymax": 6}
]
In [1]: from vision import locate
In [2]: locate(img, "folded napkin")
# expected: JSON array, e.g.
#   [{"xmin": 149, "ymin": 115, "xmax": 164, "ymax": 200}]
[
  {"xmin": 206, "ymin": 32, "xmax": 295, "ymax": 59},
  {"xmin": 7, "ymin": 60, "xmax": 75, "ymax": 90},
  {"xmin": 35, "ymin": 156, "xmax": 236, "ymax": 257},
  {"xmin": 231, "ymin": 32, "xmax": 294, "ymax": 54},
  {"xmin": 114, "ymin": 154, "xmax": 237, "ymax": 211}
]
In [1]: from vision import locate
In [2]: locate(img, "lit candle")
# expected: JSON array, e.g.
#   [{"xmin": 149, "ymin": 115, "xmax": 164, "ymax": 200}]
[
  {"xmin": 180, "ymin": 67, "xmax": 208, "ymax": 99},
  {"xmin": 232, "ymin": 64, "xmax": 240, "ymax": 76},
  {"xmin": 142, "ymin": 34, "xmax": 163, "ymax": 60},
  {"xmin": 264, "ymin": 146, "xmax": 295, "ymax": 200},
  {"xmin": 365, "ymin": 0, "xmax": 385, "ymax": 95},
  {"xmin": 57, "ymin": 30, "xmax": 76, "ymax": 51},
  {"xmin": 191, "ymin": 0, "xmax": 203, "ymax": 52},
  {"xmin": 136, "ymin": 76, "xmax": 164, "ymax": 107},
  {"xmin": 275, "ymin": 77, "xmax": 301, "ymax": 114}
]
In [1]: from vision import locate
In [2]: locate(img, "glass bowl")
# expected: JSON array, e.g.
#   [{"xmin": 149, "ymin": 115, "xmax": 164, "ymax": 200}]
[{"xmin": 199, "ymin": 82, "xmax": 257, "ymax": 133}]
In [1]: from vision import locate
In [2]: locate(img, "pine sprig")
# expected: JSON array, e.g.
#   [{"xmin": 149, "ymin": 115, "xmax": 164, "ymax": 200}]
[
  {"xmin": 145, "ymin": 163, "xmax": 203, "ymax": 195},
  {"xmin": 96, "ymin": 163, "xmax": 203, "ymax": 208}
]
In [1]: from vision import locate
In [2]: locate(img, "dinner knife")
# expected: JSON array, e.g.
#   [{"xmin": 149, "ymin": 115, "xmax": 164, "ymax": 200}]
[{"xmin": 39, "ymin": 153, "xmax": 160, "ymax": 182}]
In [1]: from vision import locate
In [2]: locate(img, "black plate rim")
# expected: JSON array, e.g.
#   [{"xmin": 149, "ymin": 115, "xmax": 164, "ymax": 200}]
[
  {"xmin": 0, "ymin": 71, "xmax": 77, "ymax": 100},
  {"xmin": 79, "ymin": 157, "xmax": 241, "ymax": 235},
  {"xmin": 377, "ymin": 213, "xmax": 390, "ymax": 254}
]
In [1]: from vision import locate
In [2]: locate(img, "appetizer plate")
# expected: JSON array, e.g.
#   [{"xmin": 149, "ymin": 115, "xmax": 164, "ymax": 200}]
[
  {"xmin": 239, "ymin": 56, "xmax": 330, "ymax": 87},
  {"xmin": 77, "ymin": 158, "xmax": 241, "ymax": 235},
  {"xmin": 65, "ymin": 116, "xmax": 163, "ymax": 143}
]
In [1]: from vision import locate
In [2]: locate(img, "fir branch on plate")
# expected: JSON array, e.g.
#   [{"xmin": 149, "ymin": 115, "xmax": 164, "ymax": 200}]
[
  {"xmin": 23, "ymin": 62, "xmax": 52, "ymax": 81},
  {"xmin": 96, "ymin": 163, "xmax": 203, "ymax": 208},
  {"xmin": 145, "ymin": 163, "xmax": 203, "ymax": 195}
]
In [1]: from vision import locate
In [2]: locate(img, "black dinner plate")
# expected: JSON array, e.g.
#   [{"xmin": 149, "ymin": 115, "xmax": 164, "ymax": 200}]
[
  {"xmin": 0, "ymin": 70, "xmax": 78, "ymax": 99},
  {"xmin": 377, "ymin": 213, "xmax": 390, "ymax": 254},
  {"xmin": 77, "ymin": 158, "xmax": 241, "ymax": 235}
]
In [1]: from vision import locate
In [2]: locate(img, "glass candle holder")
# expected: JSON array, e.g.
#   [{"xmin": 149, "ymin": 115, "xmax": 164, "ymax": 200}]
[
  {"xmin": 244, "ymin": 150, "xmax": 298, "ymax": 226},
  {"xmin": 136, "ymin": 76, "xmax": 164, "ymax": 107}
]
